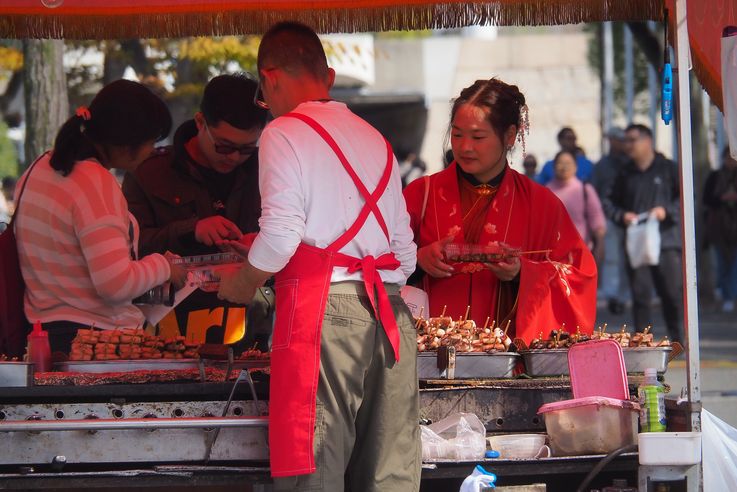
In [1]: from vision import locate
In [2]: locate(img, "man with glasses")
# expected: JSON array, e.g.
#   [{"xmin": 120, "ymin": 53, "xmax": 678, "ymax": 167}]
[
  {"xmin": 123, "ymin": 73, "xmax": 272, "ymax": 349},
  {"xmin": 603, "ymin": 123, "xmax": 683, "ymax": 343}
]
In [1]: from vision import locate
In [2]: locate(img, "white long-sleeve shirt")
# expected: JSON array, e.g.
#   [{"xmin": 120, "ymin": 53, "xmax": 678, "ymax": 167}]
[{"xmin": 249, "ymin": 101, "xmax": 417, "ymax": 284}]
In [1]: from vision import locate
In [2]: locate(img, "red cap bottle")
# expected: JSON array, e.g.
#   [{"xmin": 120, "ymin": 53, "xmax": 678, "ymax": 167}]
[{"xmin": 27, "ymin": 321, "xmax": 51, "ymax": 373}]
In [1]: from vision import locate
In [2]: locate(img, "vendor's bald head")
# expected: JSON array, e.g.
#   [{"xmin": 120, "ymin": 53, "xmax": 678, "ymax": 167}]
[{"xmin": 257, "ymin": 21, "xmax": 330, "ymax": 82}]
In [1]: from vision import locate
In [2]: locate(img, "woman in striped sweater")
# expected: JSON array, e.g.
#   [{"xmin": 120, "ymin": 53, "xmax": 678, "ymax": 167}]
[{"xmin": 14, "ymin": 80, "xmax": 186, "ymax": 353}]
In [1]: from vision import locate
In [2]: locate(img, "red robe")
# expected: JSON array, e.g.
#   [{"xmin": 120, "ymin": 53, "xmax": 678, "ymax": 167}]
[{"xmin": 403, "ymin": 163, "xmax": 597, "ymax": 343}]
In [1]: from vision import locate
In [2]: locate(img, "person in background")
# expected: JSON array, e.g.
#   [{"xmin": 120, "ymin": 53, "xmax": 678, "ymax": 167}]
[
  {"xmin": 397, "ymin": 148, "xmax": 427, "ymax": 188},
  {"xmin": 703, "ymin": 148, "xmax": 737, "ymax": 312},
  {"xmin": 217, "ymin": 21, "xmax": 419, "ymax": 491},
  {"xmin": 592, "ymin": 127, "xmax": 629, "ymax": 315},
  {"xmin": 123, "ymin": 74, "xmax": 272, "ymax": 350},
  {"xmin": 403, "ymin": 78, "xmax": 597, "ymax": 344},
  {"xmin": 1, "ymin": 176, "xmax": 17, "ymax": 229},
  {"xmin": 536, "ymin": 127, "xmax": 594, "ymax": 185},
  {"xmin": 0, "ymin": 182, "xmax": 9, "ymax": 228},
  {"xmin": 546, "ymin": 150, "xmax": 606, "ymax": 264},
  {"xmin": 14, "ymin": 80, "xmax": 186, "ymax": 353},
  {"xmin": 604, "ymin": 123, "xmax": 682, "ymax": 343},
  {"xmin": 5, "ymin": 112, "xmax": 25, "ymax": 169},
  {"xmin": 523, "ymin": 153, "xmax": 538, "ymax": 179}
]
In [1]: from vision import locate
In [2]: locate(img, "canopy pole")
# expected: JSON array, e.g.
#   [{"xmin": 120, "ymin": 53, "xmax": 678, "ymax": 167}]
[{"xmin": 673, "ymin": 0, "xmax": 702, "ymax": 433}]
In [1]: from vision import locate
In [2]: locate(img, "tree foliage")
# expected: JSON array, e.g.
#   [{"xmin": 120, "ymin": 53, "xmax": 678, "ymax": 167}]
[{"xmin": 585, "ymin": 22, "xmax": 660, "ymax": 117}]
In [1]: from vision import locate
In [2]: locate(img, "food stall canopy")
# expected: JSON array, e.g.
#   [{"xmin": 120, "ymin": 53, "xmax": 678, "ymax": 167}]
[{"xmin": 2, "ymin": 0, "xmax": 661, "ymax": 39}]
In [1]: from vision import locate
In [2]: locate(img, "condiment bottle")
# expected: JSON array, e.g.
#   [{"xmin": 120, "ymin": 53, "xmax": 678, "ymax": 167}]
[
  {"xmin": 638, "ymin": 367, "xmax": 666, "ymax": 432},
  {"xmin": 27, "ymin": 320, "xmax": 51, "ymax": 373}
]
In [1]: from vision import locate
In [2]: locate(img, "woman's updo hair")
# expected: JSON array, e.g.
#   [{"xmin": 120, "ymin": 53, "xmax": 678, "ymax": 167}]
[
  {"xmin": 450, "ymin": 78, "xmax": 527, "ymax": 143},
  {"xmin": 50, "ymin": 79, "xmax": 172, "ymax": 176}
]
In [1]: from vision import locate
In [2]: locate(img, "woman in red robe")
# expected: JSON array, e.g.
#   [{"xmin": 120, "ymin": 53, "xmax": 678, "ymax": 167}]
[{"xmin": 403, "ymin": 78, "xmax": 597, "ymax": 343}]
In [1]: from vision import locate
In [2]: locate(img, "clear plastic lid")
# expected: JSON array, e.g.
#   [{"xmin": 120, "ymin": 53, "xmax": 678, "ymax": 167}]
[
  {"xmin": 171, "ymin": 253, "xmax": 244, "ymax": 268},
  {"xmin": 442, "ymin": 242, "xmax": 520, "ymax": 263},
  {"xmin": 187, "ymin": 269, "xmax": 221, "ymax": 292}
]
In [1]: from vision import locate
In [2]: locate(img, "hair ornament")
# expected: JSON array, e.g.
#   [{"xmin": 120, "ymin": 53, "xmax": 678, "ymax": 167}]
[
  {"xmin": 75, "ymin": 106, "xmax": 91, "ymax": 121},
  {"xmin": 517, "ymin": 103, "xmax": 530, "ymax": 157}
]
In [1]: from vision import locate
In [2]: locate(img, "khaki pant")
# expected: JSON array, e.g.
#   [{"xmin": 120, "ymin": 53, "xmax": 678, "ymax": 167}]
[{"xmin": 273, "ymin": 282, "xmax": 421, "ymax": 492}]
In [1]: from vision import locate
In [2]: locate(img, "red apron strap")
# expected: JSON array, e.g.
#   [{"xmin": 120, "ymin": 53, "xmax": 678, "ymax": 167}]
[{"xmin": 282, "ymin": 112, "xmax": 394, "ymax": 251}]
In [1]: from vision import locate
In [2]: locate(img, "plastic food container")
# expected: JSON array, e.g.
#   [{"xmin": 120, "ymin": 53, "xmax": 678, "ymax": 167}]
[
  {"xmin": 443, "ymin": 242, "xmax": 520, "ymax": 263},
  {"xmin": 487, "ymin": 433, "xmax": 549, "ymax": 459},
  {"xmin": 638, "ymin": 432, "xmax": 702, "ymax": 465},
  {"xmin": 538, "ymin": 396, "xmax": 639, "ymax": 456}
]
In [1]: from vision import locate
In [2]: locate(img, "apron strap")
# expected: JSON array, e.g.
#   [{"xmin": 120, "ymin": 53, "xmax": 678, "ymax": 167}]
[
  {"xmin": 282, "ymin": 112, "xmax": 394, "ymax": 251},
  {"xmin": 333, "ymin": 251, "xmax": 402, "ymax": 362}
]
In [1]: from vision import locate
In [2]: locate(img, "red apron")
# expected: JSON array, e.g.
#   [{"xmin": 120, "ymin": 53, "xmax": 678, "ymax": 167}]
[{"xmin": 269, "ymin": 112, "xmax": 402, "ymax": 477}]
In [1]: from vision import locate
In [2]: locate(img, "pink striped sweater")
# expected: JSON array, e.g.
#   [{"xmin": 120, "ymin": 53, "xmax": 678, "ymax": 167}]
[{"xmin": 14, "ymin": 153, "xmax": 170, "ymax": 329}]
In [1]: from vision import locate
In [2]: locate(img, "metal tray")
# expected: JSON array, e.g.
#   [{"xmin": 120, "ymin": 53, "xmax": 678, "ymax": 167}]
[
  {"xmin": 622, "ymin": 346, "xmax": 672, "ymax": 373},
  {"xmin": 54, "ymin": 359, "xmax": 201, "ymax": 373},
  {"xmin": 54, "ymin": 358, "xmax": 271, "ymax": 374},
  {"xmin": 0, "ymin": 362, "xmax": 34, "ymax": 387},
  {"xmin": 521, "ymin": 346, "xmax": 674, "ymax": 376},
  {"xmin": 520, "ymin": 349, "xmax": 570, "ymax": 377},
  {"xmin": 417, "ymin": 351, "xmax": 519, "ymax": 379}
]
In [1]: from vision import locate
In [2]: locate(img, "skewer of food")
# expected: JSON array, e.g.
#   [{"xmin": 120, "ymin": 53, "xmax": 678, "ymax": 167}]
[{"xmin": 415, "ymin": 312, "xmax": 513, "ymax": 353}]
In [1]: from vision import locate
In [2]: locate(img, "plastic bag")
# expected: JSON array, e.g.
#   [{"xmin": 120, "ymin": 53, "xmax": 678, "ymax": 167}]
[
  {"xmin": 703, "ymin": 408, "xmax": 737, "ymax": 490},
  {"xmin": 421, "ymin": 412, "xmax": 487, "ymax": 461},
  {"xmin": 459, "ymin": 464, "xmax": 496, "ymax": 491},
  {"xmin": 722, "ymin": 30, "xmax": 737, "ymax": 160},
  {"xmin": 626, "ymin": 214, "xmax": 660, "ymax": 268}
]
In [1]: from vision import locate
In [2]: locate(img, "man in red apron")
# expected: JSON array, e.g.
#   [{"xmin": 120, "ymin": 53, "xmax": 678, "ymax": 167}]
[{"xmin": 217, "ymin": 21, "xmax": 420, "ymax": 492}]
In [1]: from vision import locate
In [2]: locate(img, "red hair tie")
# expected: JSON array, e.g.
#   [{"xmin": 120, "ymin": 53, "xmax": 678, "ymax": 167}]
[{"xmin": 75, "ymin": 106, "xmax": 91, "ymax": 121}]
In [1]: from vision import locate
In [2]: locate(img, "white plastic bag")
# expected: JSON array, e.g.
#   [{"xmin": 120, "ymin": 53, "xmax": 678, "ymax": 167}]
[
  {"xmin": 722, "ymin": 32, "xmax": 737, "ymax": 160},
  {"xmin": 626, "ymin": 215, "xmax": 660, "ymax": 268},
  {"xmin": 459, "ymin": 464, "xmax": 497, "ymax": 491},
  {"xmin": 703, "ymin": 408, "xmax": 737, "ymax": 490},
  {"xmin": 421, "ymin": 412, "xmax": 487, "ymax": 461},
  {"xmin": 400, "ymin": 285, "xmax": 429, "ymax": 319}
]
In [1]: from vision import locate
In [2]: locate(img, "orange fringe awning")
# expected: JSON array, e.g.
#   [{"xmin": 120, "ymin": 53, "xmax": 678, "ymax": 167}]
[{"xmin": 1, "ymin": 0, "xmax": 662, "ymax": 39}]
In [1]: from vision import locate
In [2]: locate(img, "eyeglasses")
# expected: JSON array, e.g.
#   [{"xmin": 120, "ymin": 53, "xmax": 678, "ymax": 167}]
[
  {"xmin": 204, "ymin": 123, "xmax": 258, "ymax": 156},
  {"xmin": 253, "ymin": 78, "xmax": 269, "ymax": 110}
]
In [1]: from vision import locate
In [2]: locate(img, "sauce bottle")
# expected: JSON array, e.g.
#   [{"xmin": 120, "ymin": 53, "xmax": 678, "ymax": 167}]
[{"xmin": 27, "ymin": 320, "xmax": 51, "ymax": 373}]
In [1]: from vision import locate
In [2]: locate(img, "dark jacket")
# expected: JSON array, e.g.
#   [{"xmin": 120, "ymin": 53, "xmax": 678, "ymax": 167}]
[
  {"xmin": 591, "ymin": 151, "xmax": 628, "ymax": 203},
  {"xmin": 603, "ymin": 152, "xmax": 681, "ymax": 250},
  {"xmin": 122, "ymin": 120, "xmax": 261, "ymax": 258}
]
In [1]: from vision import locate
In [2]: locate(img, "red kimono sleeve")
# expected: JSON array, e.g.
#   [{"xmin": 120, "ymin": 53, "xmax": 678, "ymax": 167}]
[{"xmin": 515, "ymin": 191, "xmax": 598, "ymax": 343}]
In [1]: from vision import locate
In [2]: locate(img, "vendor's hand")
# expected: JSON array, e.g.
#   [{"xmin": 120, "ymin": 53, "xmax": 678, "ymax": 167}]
[
  {"xmin": 195, "ymin": 216, "xmax": 242, "ymax": 246},
  {"xmin": 623, "ymin": 212, "xmax": 638, "ymax": 226},
  {"xmin": 417, "ymin": 236, "xmax": 455, "ymax": 278},
  {"xmin": 215, "ymin": 266, "xmax": 256, "ymax": 305},
  {"xmin": 485, "ymin": 256, "xmax": 521, "ymax": 282},
  {"xmin": 217, "ymin": 232, "xmax": 257, "ymax": 256},
  {"xmin": 650, "ymin": 206, "xmax": 666, "ymax": 221},
  {"xmin": 165, "ymin": 257, "xmax": 187, "ymax": 290}
]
